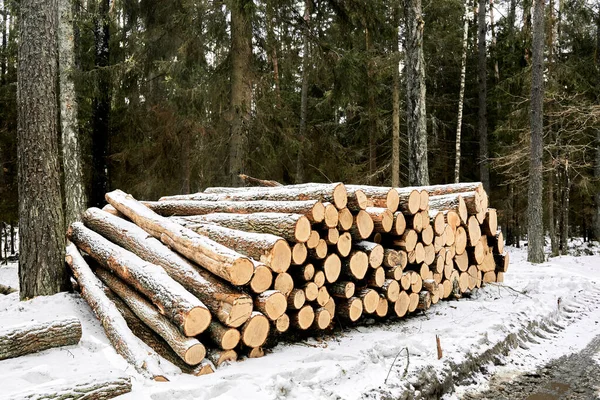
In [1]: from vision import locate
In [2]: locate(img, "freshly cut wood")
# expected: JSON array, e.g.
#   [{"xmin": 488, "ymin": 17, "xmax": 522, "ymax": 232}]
[
  {"xmin": 366, "ymin": 267, "xmax": 385, "ymax": 287},
  {"xmin": 482, "ymin": 270, "xmax": 496, "ymax": 283},
  {"xmin": 313, "ymin": 270, "xmax": 326, "ymax": 288},
  {"xmin": 443, "ymin": 224, "xmax": 456, "ymax": 246},
  {"xmin": 405, "ymin": 212, "xmax": 423, "ymax": 232},
  {"xmin": 419, "ymin": 182, "xmax": 486, "ymax": 197},
  {"xmin": 496, "ymin": 272, "xmax": 504, "ymax": 283},
  {"xmin": 354, "ymin": 241, "xmax": 384, "ymax": 268},
  {"xmin": 306, "ymin": 230, "xmax": 320, "ymax": 249},
  {"xmin": 353, "ymin": 210, "xmax": 374, "ymax": 239},
  {"xmin": 96, "ymin": 269, "xmax": 206, "ymax": 365},
  {"xmin": 433, "ymin": 273, "xmax": 443, "ymax": 284},
  {"xmin": 417, "ymin": 291, "xmax": 432, "ymax": 310},
  {"xmin": 253, "ymin": 290, "xmax": 287, "ymax": 321},
  {"xmin": 442, "ymin": 280, "xmax": 453, "ymax": 299},
  {"xmin": 468, "ymin": 242, "xmax": 485, "ymax": 265},
  {"xmin": 105, "ymin": 190, "xmax": 254, "ymax": 286},
  {"xmin": 422, "ymin": 279, "xmax": 439, "ymax": 294},
  {"xmin": 175, "ymin": 212, "xmax": 311, "ymax": 243},
  {"xmin": 68, "ymin": 223, "xmax": 210, "ymax": 336},
  {"xmin": 336, "ymin": 232, "xmax": 352, "ymax": 257},
  {"xmin": 393, "ymin": 212, "xmax": 406, "ymax": 235},
  {"xmin": 274, "ymin": 314, "xmax": 290, "ymax": 333},
  {"xmin": 494, "ymin": 252, "xmax": 509, "ymax": 272},
  {"xmin": 366, "ymin": 207, "xmax": 394, "ymax": 233},
  {"xmin": 65, "ymin": 242, "xmax": 167, "ymax": 380},
  {"xmin": 287, "ymin": 289, "xmax": 306, "ymax": 310},
  {"xmin": 308, "ymin": 239, "xmax": 328, "ymax": 259},
  {"xmin": 410, "ymin": 271, "xmax": 423, "ymax": 293},
  {"xmin": 454, "ymin": 251, "xmax": 469, "ymax": 272},
  {"xmin": 290, "ymin": 305, "xmax": 315, "ymax": 330},
  {"xmin": 428, "ymin": 194, "xmax": 468, "ymax": 224},
  {"xmin": 273, "ymin": 273, "xmax": 294, "ymax": 296},
  {"xmin": 291, "ymin": 263, "xmax": 314, "ymax": 281},
  {"xmin": 489, "ymin": 230, "xmax": 505, "ymax": 253},
  {"xmin": 357, "ymin": 288, "xmax": 379, "ymax": 314},
  {"xmin": 342, "ymin": 251, "xmax": 369, "ymax": 280},
  {"xmin": 375, "ymin": 295, "xmax": 389, "ymax": 318},
  {"xmin": 324, "ymin": 228, "xmax": 339, "ymax": 245},
  {"xmin": 249, "ymin": 263, "xmax": 273, "ymax": 294},
  {"xmin": 240, "ymin": 312, "xmax": 270, "ymax": 348},
  {"xmin": 145, "ymin": 199, "xmax": 325, "ymax": 223},
  {"xmin": 291, "ymin": 243, "xmax": 308, "ymax": 265},
  {"xmin": 432, "ymin": 253, "xmax": 445, "ymax": 274},
  {"xmin": 346, "ymin": 188, "xmax": 369, "ymax": 211},
  {"xmin": 380, "ymin": 279, "xmax": 400, "ymax": 302},
  {"xmin": 479, "ymin": 251, "xmax": 496, "ymax": 273},
  {"xmin": 163, "ymin": 183, "xmax": 348, "ymax": 210},
  {"xmin": 423, "ymin": 244, "xmax": 435, "ymax": 266},
  {"xmin": 386, "ymin": 266, "xmax": 404, "ymax": 281},
  {"xmin": 482, "ymin": 208, "xmax": 498, "ymax": 236},
  {"xmin": 337, "ymin": 208, "xmax": 354, "ymax": 231},
  {"xmin": 421, "ymin": 225, "xmax": 434, "ymax": 246},
  {"xmin": 304, "ymin": 282, "xmax": 319, "ymax": 301},
  {"xmin": 400, "ymin": 272, "xmax": 412, "ymax": 290},
  {"xmin": 394, "ymin": 291, "xmax": 410, "ymax": 317},
  {"xmin": 206, "ymin": 321, "xmax": 240, "ymax": 350},
  {"xmin": 467, "ymin": 265, "xmax": 479, "ymax": 290},
  {"xmin": 382, "ymin": 249, "xmax": 400, "ymax": 268},
  {"xmin": 81, "ymin": 208, "xmax": 251, "ymax": 328},
  {"xmin": 2, "ymin": 374, "xmax": 132, "ymax": 400},
  {"xmin": 247, "ymin": 347, "xmax": 265, "ymax": 358},
  {"xmin": 429, "ymin": 211, "xmax": 445, "ymax": 235},
  {"xmin": 393, "ymin": 229, "xmax": 418, "ymax": 252},
  {"xmin": 407, "ymin": 292, "xmax": 419, "ymax": 312},
  {"xmin": 458, "ymin": 272, "xmax": 470, "ymax": 293},
  {"xmin": 345, "ymin": 185, "xmax": 398, "ymax": 211},
  {"xmin": 316, "ymin": 286, "xmax": 330, "ymax": 306},
  {"xmin": 0, "ymin": 317, "xmax": 81, "ymax": 361},
  {"xmin": 337, "ymin": 297, "xmax": 363, "ymax": 322},
  {"xmin": 207, "ymin": 348, "xmax": 237, "ymax": 367},
  {"xmin": 312, "ymin": 308, "xmax": 332, "ymax": 330},
  {"xmin": 317, "ymin": 253, "xmax": 342, "ymax": 283},
  {"xmin": 394, "ymin": 188, "xmax": 421, "ymax": 215},
  {"xmin": 323, "ymin": 297, "xmax": 336, "ymax": 318},
  {"xmin": 466, "ymin": 216, "xmax": 482, "ymax": 246},
  {"xmin": 323, "ymin": 203, "xmax": 340, "ymax": 228},
  {"xmin": 408, "ymin": 242, "xmax": 425, "ymax": 264},
  {"xmin": 454, "ymin": 226, "xmax": 467, "ymax": 255},
  {"xmin": 434, "ymin": 235, "xmax": 445, "ymax": 252},
  {"xmin": 419, "ymin": 190, "xmax": 430, "ymax": 211},
  {"xmin": 330, "ymin": 281, "xmax": 355, "ymax": 299}
]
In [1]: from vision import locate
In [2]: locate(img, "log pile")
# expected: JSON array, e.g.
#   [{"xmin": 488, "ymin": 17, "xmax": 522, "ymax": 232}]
[{"xmin": 65, "ymin": 182, "xmax": 508, "ymax": 379}]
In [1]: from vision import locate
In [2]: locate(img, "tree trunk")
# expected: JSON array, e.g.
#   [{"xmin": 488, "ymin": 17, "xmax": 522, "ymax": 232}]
[
  {"xmin": 477, "ymin": 0, "xmax": 490, "ymax": 193},
  {"xmin": 91, "ymin": 0, "xmax": 111, "ymax": 207},
  {"xmin": 68, "ymin": 223, "xmax": 212, "ymax": 337},
  {"xmin": 59, "ymin": 0, "xmax": 86, "ymax": 225},
  {"xmin": 4, "ymin": 374, "xmax": 132, "ymax": 400},
  {"xmin": 403, "ymin": 0, "xmax": 429, "ymax": 186},
  {"xmin": 527, "ymin": 0, "xmax": 545, "ymax": 263},
  {"xmin": 0, "ymin": 317, "xmax": 81, "ymax": 360},
  {"xmin": 392, "ymin": 12, "xmax": 401, "ymax": 188},
  {"xmin": 228, "ymin": 0, "xmax": 252, "ymax": 186},
  {"xmin": 455, "ymin": 1, "xmax": 470, "ymax": 183},
  {"xmin": 0, "ymin": 1, "xmax": 6, "ymax": 83},
  {"xmin": 366, "ymin": 25, "xmax": 377, "ymax": 185},
  {"xmin": 297, "ymin": 0, "xmax": 310, "ymax": 183},
  {"xmin": 18, "ymin": 0, "xmax": 68, "ymax": 299},
  {"xmin": 560, "ymin": 158, "xmax": 570, "ymax": 254},
  {"xmin": 594, "ymin": 12, "xmax": 600, "ymax": 241},
  {"xmin": 65, "ymin": 242, "xmax": 168, "ymax": 381}
]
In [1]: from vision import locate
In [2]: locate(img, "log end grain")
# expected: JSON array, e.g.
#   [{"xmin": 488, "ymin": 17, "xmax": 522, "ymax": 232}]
[
  {"xmin": 291, "ymin": 243, "xmax": 308, "ymax": 265},
  {"xmin": 295, "ymin": 216, "xmax": 312, "ymax": 243},
  {"xmin": 241, "ymin": 312, "xmax": 270, "ymax": 348},
  {"xmin": 323, "ymin": 253, "xmax": 342, "ymax": 283},
  {"xmin": 250, "ymin": 264, "xmax": 274, "ymax": 294},
  {"xmin": 387, "ymin": 188, "xmax": 400, "ymax": 212},
  {"xmin": 355, "ymin": 210, "xmax": 375, "ymax": 239},
  {"xmin": 184, "ymin": 307, "xmax": 213, "ymax": 337},
  {"xmin": 336, "ymin": 232, "xmax": 352, "ymax": 257},
  {"xmin": 184, "ymin": 343, "xmax": 208, "ymax": 365},
  {"xmin": 333, "ymin": 183, "xmax": 348, "ymax": 210},
  {"xmin": 324, "ymin": 203, "xmax": 340, "ymax": 228},
  {"xmin": 271, "ymin": 240, "xmax": 292, "ymax": 273}
]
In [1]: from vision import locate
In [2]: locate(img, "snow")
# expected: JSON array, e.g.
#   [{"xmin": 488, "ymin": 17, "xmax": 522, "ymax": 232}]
[{"xmin": 1, "ymin": 240, "xmax": 600, "ymax": 399}]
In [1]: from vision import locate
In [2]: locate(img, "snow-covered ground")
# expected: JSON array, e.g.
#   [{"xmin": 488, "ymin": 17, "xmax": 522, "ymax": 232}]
[{"xmin": 1, "ymin": 241, "xmax": 600, "ymax": 399}]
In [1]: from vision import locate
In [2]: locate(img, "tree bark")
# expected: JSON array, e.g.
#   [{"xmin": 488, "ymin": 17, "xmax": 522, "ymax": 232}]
[
  {"xmin": 0, "ymin": 317, "xmax": 81, "ymax": 360},
  {"xmin": 594, "ymin": 12, "xmax": 600, "ymax": 241},
  {"xmin": 392, "ymin": 4, "xmax": 401, "ymax": 187},
  {"xmin": 478, "ymin": 0, "xmax": 490, "ymax": 193},
  {"xmin": 59, "ymin": 0, "xmax": 86, "ymax": 225},
  {"xmin": 0, "ymin": 1, "xmax": 6, "ymax": 83},
  {"xmin": 366, "ymin": 25, "xmax": 377, "ymax": 184},
  {"xmin": 228, "ymin": 0, "xmax": 253, "ymax": 185},
  {"xmin": 18, "ymin": 0, "xmax": 68, "ymax": 299},
  {"xmin": 455, "ymin": 1, "xmax": 470, "ymax": 183},
  {"xmin": 559, "ymin": 158, "xmax": 570, "ymax": 254},
  {"xmin": 68, "ymin": 223, "xmax": 211, "ymax": 336},
  {"xmin": 2, "ymin": 374, "xmax": 132, "ymax": 400},
  {"xmin": 297, "ymin": 0, "xmax": 310, "ymax": 183},
  {"xmin": 527, "ymin": 0, "xmax": 545, "ymax": 263},
  {"xmin": 106, "ymin": 189, "xmax": 254, "ymax": 286},
  {"xmin": 65, "ymin": 242, "xmax": 167, "ymax": 380},
  {"xmin": 403, "ymin": 0, "xmax": 429, "ymax": 186}
]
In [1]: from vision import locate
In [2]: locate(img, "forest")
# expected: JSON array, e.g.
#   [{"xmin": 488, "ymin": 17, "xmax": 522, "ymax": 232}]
[{"xmin": 0, "ymin": 0, "xmax": 599, "ymax": 265}]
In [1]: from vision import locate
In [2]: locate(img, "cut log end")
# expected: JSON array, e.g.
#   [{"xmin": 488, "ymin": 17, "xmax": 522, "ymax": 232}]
[
  {"xmin": 291, "ymin": 243, "xmax": 308, "ymax": 265},
  {"xmin": 184, "ymin": 307, "xmax": 213, "ymax": 337},
  {"xmin": 339, "ymin": 297, "xmax": 363, "ymax": 322},
  {"xmin": 355, "ymin": 210, "xmax": 375, "ymax": 239},
  {"xmin": 271, "ymin": 240, "xmax": 292, "ymax": 273},
  {"xmin": 231, "ymin": 258, "xmax": 256, "ymax": 286},
  {"xmin": 336, "ymin": 232, "xmax": 352, "ymax": 257},
  {"xmin": 250, "ymin": 265, "xmax": 273, "ymax": 294},
  {"xmin": 184, "ymin": 343, "xmax": 208, "ymax": 365},
  {"xmin": 275, "ymin": 314, "xmax": 290, "ymax": 333},
  {"xmin": 323, "ymin": 253, "xmax": 341, "ymax": 283},
  {"xmin": 333, "ymin": 184, "xmax": 348, "ymax": 209},
  {"xmin": 222, "ymin": 297, "xmax": 253, "ymax": 328},
  {"xmin": 323, "ymin": 203, "xmax": 340, "ymax": 228},
  {"xmin": 295, "ymin": 216, "xmax": 312, "ymax": 243},
  {"xmin": 273, "ymin": 273, "xmax": 294, "ymax": 297},
  {"xmin": 241, "ymin": 312, "xmax": 270, "ymax": 348},
  {"xmin": 292, "ymin": 305, "xmax": 315, "ymax": 330}
]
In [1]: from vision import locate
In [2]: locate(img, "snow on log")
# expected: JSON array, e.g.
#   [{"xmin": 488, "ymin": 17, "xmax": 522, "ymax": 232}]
[
  {"xmin": 345, "ymin": 187, "xmax": 369, "ymax": 211},
  {"xmin": 354, "ymin": 241, "xmax": 384, "ymax": 268},
  {"xmin": 345, "ymin": 185, "xmax": 399, "ymax": 211},
  {"xmin": 65, "ymin": 242, "xmax": 167, "ymax": 381},
  {"xmin": 144, "ymin": 199, "xmax": 325, "ymax": 224},
  {"xmin": 96, "ymin": 268, "xmax": 206, "ymax": 365},
  {"xmin": 0, "ymin": 317, "xmax": 81, "ymax": 361},
  {"xmin": 82, "ymin": 208, "xmax": 252, "ymax": 328},
  {"xmin": 253, "ymin": 290, "xmax": 287, "ymax": 321},
  {"xmin": 105, "ymin": 190, "xmax": 254, "ymax": 286},
  {"xmin": 428, "ymin": 194, "xmax": 468, "ymax": 224},
  {"xmin": 365, "ymin": 207, "xmax": 394, "ymax": 233},
  {"xmin": 173, "ymin": 212, "xmax": 311, "ymax": 243},
  {"xmin": 68, "ymin": 223, "xmax": 210, "ymax": 337},
  {"xmin": 161, "ymin": 183, "xmax": 348, "ymax": 210},
  {"xmin": 1, "ymin": 373, "xmax": 132, "ymax": 400}
]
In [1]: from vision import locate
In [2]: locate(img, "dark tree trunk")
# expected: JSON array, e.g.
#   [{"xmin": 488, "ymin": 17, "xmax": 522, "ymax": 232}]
[
  {"xmin": 366, "ymin": 26, "xmax": 377, "ymax": 185},
  {"xmin": 17, "ymin": 0, "xmax": 68, "ymax": 298},
  {"xmin": 228, "ymin": 0, "xmax": 253, "ymax": 186},
  {"xmin": 527, "ymin": 0, "xmax": 545, "ymax": 263},
  {"xmin": 91, "ymin": 0, "xmax": 111, "ymax": 207},
  {"xmin": 1, "ymin": 2, "xmax": 6, "ymax": 84},
  {"xmin": 392, "ymin": 4, "xmax": 401, "ymax": 187},
  {"xmin": 594, "ymin": 11, "xmax": 600, "ymax": 241},
  {"xmin": 559, "ymin": 159, "xmax": 570, "ymax": 254},
  {"xmin": 297, "ymin": 0, "xmax": 310, "ymax": 184},
  {"xmin": 477, "ymin": 0, "xmax": 490, "ymax": 193},
  {"xmin": 9, "ymin": 223, "xmax": 14, "ymax": 255},
  {"xmin": 403, "ymin": 0, "xmax": 429, "ymax": 186}
]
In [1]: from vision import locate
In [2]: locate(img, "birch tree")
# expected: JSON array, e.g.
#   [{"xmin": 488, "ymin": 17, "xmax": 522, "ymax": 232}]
[{"xmin": 454, "ymin": 1, "xmax": 470, "ymax": 183}]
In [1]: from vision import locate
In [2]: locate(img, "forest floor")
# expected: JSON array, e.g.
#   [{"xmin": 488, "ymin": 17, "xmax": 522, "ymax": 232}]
[{"xmin": 0, "ymin": 240, "xmax": 599, "ymax": 400}]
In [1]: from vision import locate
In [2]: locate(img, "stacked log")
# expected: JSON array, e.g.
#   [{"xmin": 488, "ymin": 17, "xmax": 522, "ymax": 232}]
[{"xmin": 65, "ymin": 181, "xmax": 507, "ymax": 379}]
